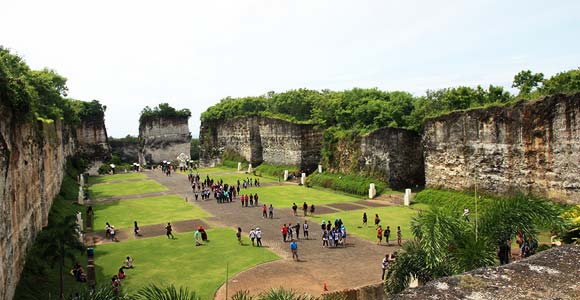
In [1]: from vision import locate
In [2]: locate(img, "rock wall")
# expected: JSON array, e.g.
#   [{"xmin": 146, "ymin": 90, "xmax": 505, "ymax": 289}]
[
  {"xmin": 139, "ymin": 117, "xmax": 191, "ymax": 165},
  {"xmin": 0, "ymin": 113, "xmax": 74, "ymax": 300},
  {"xmin": 424, "ymin": 93, "xmax": 580, "ymax": 204},
  {"xmin": 200, "ymin": 117, "xmax": 323, "ymax": 171},
  {"xmin": 328, "ymin": 128, "xmax": 424, "ymax": 189},
  {"xmin": 75, "ymin": 118, "xmax": 110, "ymax": 160},
  {"xmin": 110, "ymin": 139, "xmax": 140, "ymax": 163}
]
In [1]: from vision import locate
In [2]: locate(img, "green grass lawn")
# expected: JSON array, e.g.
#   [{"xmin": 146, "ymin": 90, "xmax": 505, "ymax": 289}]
[
  {"xmin": 89, "ymin": 180, "xmax": 168, "ymax": 198},
  {"xmin": 206, "ymin": 173, "xmax": 278, "ymax": 185},
  {"xmin": 307, "ymin": 204, "xmax": 430, "ymax": 243},
  {"xmin": 92, "ymin": 194, "xmax": 211, "ymax": 230},
  {"xmin": 179, "ymin": 166, "xmax": 238, "ymax": 175},
  {"xmin": 88, "ymin": 173, "xmax": 146, "ymax": 184},
  {"xmin": 243, "ymin": 185, "xmax": 362, "ymax": 208},
  {"xmin": 94, "ymin": 228, "xmax": 279, "ymax": 299}
]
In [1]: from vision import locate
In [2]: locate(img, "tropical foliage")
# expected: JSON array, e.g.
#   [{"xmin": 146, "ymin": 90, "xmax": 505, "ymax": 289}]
[
  {"xmin": 0, "ymin": 46, "xmax": 105, "ymax": 124},
  {"xmin": 139, "ymin": 103, "xmax": 191, "ymax": 124},
  {"xmin": 306, "ymin": 172, "xmax": 389, "ymax": 196},
  {"xmin": 385, "ymin": 194, "xmax": 563, "ymax": 294}
]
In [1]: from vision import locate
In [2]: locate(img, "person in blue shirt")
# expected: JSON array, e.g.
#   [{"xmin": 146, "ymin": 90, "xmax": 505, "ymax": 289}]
[{"xmin": 290, "ymin": 240, "xmax": 299, "ymax": 261}]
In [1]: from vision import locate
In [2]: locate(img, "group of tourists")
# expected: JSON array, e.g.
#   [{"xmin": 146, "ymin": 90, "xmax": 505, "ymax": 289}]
[
  {"xmin": 240, "ymin": 193, "xmax": 259, "ymax": 207},
  {"xmin": 105, "ymin": 222, "xmax": 118, "ymax": 242},
  {"xmin": 71, "ymin": 262, "xmax": 87, "ymax": 282},
  {"xmin": 363, "ymin": 212, "xmax": 402, "ymax": 246},
  {"xmin": 262, "ymin": 204, "xmax": 275, "ymax": 218},
  {"xmin": 321, "ymin": 219, "xmax": 346, "ymax": 247},
  {"xmin": 291, "ymin": 202, "xmax": 315, "ymax": 216},
  {"xmin": 281, "ymin": 221, "xmax": 310, "ymax": 241},
  {"xmin": 111, "ymin": 256, "xmax": 134, "ymax": 295},
  {"xmin": 248, "ymin": 227, "xmax": 264, "ymax": 246}
]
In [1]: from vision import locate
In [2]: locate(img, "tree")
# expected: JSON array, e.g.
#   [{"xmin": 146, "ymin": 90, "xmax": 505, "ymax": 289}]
[
  {"xmin": 539, "ymin": 68, "xmax": 580, "ymax": 96},
  {"xmin": 385, "ymin": 195, "xmax": 562, "ymax": 295},
  {"xmin": 513, "ymin": 70, "xmax": 544, "ymax": 96},
  {"xmin": 190, "ymin": 138, "xmax": 200, "ymax": 160},
  {"xmin": 36, "ymin": 215, "xmax": 85, "ymax": 299}
]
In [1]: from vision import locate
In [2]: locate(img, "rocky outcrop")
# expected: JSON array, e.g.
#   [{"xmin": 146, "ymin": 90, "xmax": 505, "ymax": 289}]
[
  {"xmin": 328, "ymin": 128, "xmax": 424, "ymax": 189},
  {"xmin": 139, "ymin": 117, "xmax": 191, "ymax": 165},
  {"xmin": 75, "ymin": 118, "xmax": 110, "ymax": 160},
  {"xmin": 0, "ymin": 105, "xmax": 110, "ymax": 300},
  {"xmin": 0, "ymin": 114, "xmax": 73, "ymax": 300},
  {"xmin": 200, "ymin": 117, "xmax": 323, "ymax": 171},
  {"xmin": 110, "ymin": 139, "xmax": 140, "ymax": 163},
  {"xmin": 391, "ymin": 245, "xmax": 580, "ymax": 300},
  {"xmin": 424, "ymin": 93, "xmax": 580, "ymax": 204}
]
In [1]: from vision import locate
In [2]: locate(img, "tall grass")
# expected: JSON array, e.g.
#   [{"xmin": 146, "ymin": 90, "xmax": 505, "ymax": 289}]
[
  {"xmin": 306, "ymin": 173, "xmax": 389, "ymax": 196},
  {"xmin": 254, "ymin": 163, "xmax": 299, "ymax": 178}
]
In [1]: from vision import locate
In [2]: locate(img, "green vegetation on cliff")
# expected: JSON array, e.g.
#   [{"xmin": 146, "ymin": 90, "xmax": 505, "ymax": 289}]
[
  {"xmin": 139, "ymin": 102, "xmax": 191, "ymax": 125},
  {"xmin": 0, "ymin": 46, "xmax": 106, "ymax": 125}
]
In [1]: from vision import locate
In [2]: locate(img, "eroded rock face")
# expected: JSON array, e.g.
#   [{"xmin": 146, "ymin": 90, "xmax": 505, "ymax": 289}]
[
  {"xmin": 110, "ymin": 140, "xmax": 140, "ymax": 163},
  {"xmin": 424, "ymin": 93, "xmax": 580, "ymax": 204},
  {"xmin": 200, "ymin": 117, "xmax": 322, "ymax": 171},
  {"xmin": 0, "ymin": 113, "xmax": 75, "ymax": 300},
  {"xmin": 330, "ymin": 128, "xmax": 425, "ymax": 189},
  {"xmin": 76, "ymin": 118, "xmax": 111, "ymax": 160},
  {"xmin": 139, "ymin": 117, "xmax": 191, "ymax": 165},
  {"xmin": 392, "ymin": 245, "xmax": 580, "ymax": 300}
]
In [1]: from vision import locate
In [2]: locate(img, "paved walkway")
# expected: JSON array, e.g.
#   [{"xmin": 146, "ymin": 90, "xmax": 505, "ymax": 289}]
[{"xmin": 145, "ymin": 170, "xmax": 398, "ymax": 298}]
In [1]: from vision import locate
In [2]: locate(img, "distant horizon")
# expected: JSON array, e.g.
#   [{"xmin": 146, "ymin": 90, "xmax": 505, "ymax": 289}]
[{"xmin": 2, "ymin": 0, "xmax": 579, "ymax": 138}]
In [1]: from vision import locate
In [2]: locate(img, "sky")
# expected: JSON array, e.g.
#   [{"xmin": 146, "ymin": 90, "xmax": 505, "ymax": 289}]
[{"xmin": 1, "ymin": 0, "xmax": 579, "ymax": 137}]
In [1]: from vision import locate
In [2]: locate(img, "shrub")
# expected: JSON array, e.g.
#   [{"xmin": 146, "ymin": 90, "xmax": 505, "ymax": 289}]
[
  {"xmin": 254, "ymin": 163, "xmax": 299, "ymax": 178},
  {"xmin": 97, "ymin": 164, "xmax": 112, "ymax": 175},
  {"xmin": 306, "ymin": 173, "xmax": 389, "ymax": 196}
]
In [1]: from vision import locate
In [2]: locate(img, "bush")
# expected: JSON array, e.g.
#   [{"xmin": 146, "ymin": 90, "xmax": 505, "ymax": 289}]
[
  {"xmin": 306, "ymin": 173, "xmax": 389, "ymax": 196},
  {"xmin": 560, "ymin": 205, "xmax": 580, "ymax": 244},
  {"xmin": 414, "ymin": 189, "xmax": 496, "ymax": 212},
  {"xmin": 254, "ymin": 163, "xmax": 299, "ymax": 178},
  {"xmin": 97, "ymin": 164, "xmax": 112, "ymax": 175}
]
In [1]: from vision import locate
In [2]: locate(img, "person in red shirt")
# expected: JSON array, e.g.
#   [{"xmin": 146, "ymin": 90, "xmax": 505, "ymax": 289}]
[
  {"xmin": 262, "ymin": 204, "xmax": 267, "ymax": 218},
  {"xmin": 377, "ymin": 225, "xmax": 383, "ymax": 245},
  {"xmin": 281, "ymin": 224, "xmax": 288, "ymax": 242}
]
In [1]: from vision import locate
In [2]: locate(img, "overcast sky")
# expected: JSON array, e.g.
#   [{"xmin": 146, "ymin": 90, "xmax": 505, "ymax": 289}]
[{"xmin": 2, "ymin": 0, "xmax": 579, "ymax": 137}]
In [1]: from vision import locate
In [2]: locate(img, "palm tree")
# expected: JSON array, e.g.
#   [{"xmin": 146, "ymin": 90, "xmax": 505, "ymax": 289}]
[
  {"xmin": 36, "ymin": 214, "xmax": 85, "ymax": 300},
  {"xmin": 385, "ymin": 194, "xmax": 562, "ymax": 295}
]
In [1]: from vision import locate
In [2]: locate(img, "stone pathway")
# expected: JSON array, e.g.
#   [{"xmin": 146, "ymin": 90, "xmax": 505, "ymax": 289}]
[{"xmin": 144, "ymin": 170, "xmax": 399, "ymax": 299}]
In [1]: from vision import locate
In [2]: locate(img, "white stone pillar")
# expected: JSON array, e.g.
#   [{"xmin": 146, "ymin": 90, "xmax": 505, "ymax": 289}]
[
  {"xmin": 76, "ymin": 212, "xmax": 84, "ymax": 231},
  {"xmin": 404, "ymin": 188, "xmax": 412, "ymax": 206},
  {"xmin": 237, "ymin": 162, "xmax": 242, "ymax": 171},
  {"xmin": 79, "ymin": 174, "xmax": 84, "ymax": 186},
  {"xmin": 301, "ymin": 173, "xmax": 306, "ymax": 185},
  {"xmin": 283, "ymin": 170, "xmax": 289, "ymax": 181},
  {"xmin": 78, "ymin": 186, "xmax": 84, "ymax": 205},
  {"xmin": 318, "ymin": 165, "xmax": 323, "ymax": 173},
  {"xmin": 369, "ymin": 183, "xmax": 376, "ymax": 199},
  {"xmin": 247, "ymin": 164, "xmax": 252, "ymax": 173}
]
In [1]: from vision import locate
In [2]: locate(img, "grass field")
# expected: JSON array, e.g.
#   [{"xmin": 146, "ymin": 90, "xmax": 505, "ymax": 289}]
[
  {"xmin": 180, "ymin": 166, "xmax": 238, "ymax": 175},
  {"xmin": 92, "ymin": 194, "xmax": 211, "ymax": 230},
  {"xmin": 88, "ymin": 173, "xmax": 146, "ymax": 184},
  {"xmin": 307, "ymin": 204, "xmax": 430, "ymax": 243},
  {"xmin": 243, "ymin": 185, "xmax": 362, "ymax": 208},
  {"xmin": 89, "ymin": 180, "xmax": 168, "ymax": 198},
  {"xmin": 94, "ymin": 228, "xmax": 279, "ymax": 299},
  {"xmin": 205, "ymin": 173, "xmax": 278, "ymax": 185}
]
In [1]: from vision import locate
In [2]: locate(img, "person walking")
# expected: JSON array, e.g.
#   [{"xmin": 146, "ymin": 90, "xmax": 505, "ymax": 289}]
[
  {"xmin": 397, "ymin": 226, "xmax": 402, "ymax": 246},
  {"xmin": 363, "ymin": 212, "xmax": 368, "ymax": 227},
  {"xmin": 290, "ymin": 240, "xmax": 299, "ymax": 261},
  {"xmin": 292, "ymin": 203, "xmax": 298, "ymax": 216},
  {"xmin": 310, "ymin": 204, "xmax": 315, "ymax": 215},
  {"xmin": 254, "ymin": 193, "xmax": 259, "ymax": 206},
  {"xmin": 269, "ymin": 204, "xmax": 274, "ymax": 219},
  {"xmin": 381, "ymin": 254, "xmax": 390, "ymax": 280},
  {"xmin": 134, "ymin": 221, "xmax": 140, "ymax": 237},
  {"xmin": 374, "ymin": 214, "xmax": 381, "ymax": 229},
  {"xmin": 384, "ymin": 226, "xmax": 391, "ymax": 245},
  {"xmin": 165, "ymin": 222, "xmax": 175, "ymax": 239},
  {"xmin": 249, "ymin": 228, "xmax": 256, "ymax": 246},
  {"xmin": 288, "ymin": 223, "xmax": 294, "ymax": 240},
  {"xmin": 294, "ymin": 222, "xmax": 301, "ymax": 240},
  {"xmin": 303, "ymin": 202, "xmax": 308, "ymax": 216},
  {"xmin": 262, "ymin": 204, "xmax": 268, "ymax": 218},
  {"xmin": 256, "ymin": 227, "xmax": 263, "ymax": 247},
  {"xmin": 236, "ymin": 227, "xmax": 243, "ymax": 245},
  {"xmin": 281, "ymin": 224, "xmax": 288, "ymax": 242},
  {"xmin": 303, "ymin": 221, "xmax": 309, "ymax": 240},
  {"xmin": 377, "ymin": 225, "xmax": 383, "ymax": 245}
]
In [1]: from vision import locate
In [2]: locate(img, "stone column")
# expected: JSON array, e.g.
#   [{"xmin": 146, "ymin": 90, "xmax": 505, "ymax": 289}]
[
  {"xmin": 78, "ymin": 186, "xmax": 84, "ymax": 205},
  {"xmin": 237, "ymin": 162, "xmax": 242, "ymax": 171},
  {"xmin": 301, "ymin": 173, "xmax": 306, "ymax": 185},
  {"xmin": 247, "ymin": 164, "xmax": 253, "ymax": 173},
  {"xmin": 369, "ymin": 183, "xmax": 376, "ymax": 199},
  {"xmin": 76, "ymin": 212, "xmax": 84, "ymax": 232},
  {"xmin": 283, "ymin": 170, "xmax": 289, "ymax": 181},
  {"xmin": 404, "ymin": 189, "xmax": 412, "ymax": 206},
  {"xmin": 318, "ymin": 165, "xmax": 323, "ymax": 173}
]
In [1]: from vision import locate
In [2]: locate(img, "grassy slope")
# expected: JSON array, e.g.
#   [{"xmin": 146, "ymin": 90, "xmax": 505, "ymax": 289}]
[
  {"xmin": 92, "ymin": 194, "xmax": 211, "ymax": 230},
  {"xmin": 243, "ymin": 185, "xmax": 361, "ymax": 208},
  {"xmin": 307, "ymin": 204, "xmax": 430, "ymax": 242},
  {"xmin": 89, "ymin": 180, "xmax": 168, "ymax": 198},
  {"xmin": 94, "ymin": 228, "xmax": 279, "ymax": 299}
]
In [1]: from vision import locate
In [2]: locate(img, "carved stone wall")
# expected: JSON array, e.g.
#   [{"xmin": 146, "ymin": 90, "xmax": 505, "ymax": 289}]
[
  {"xmin": 139, "ymin": 117, "xmax": 191, "ymax": 165},
  {"xmin": 423, "ymin": 93, "xmax": 580, "ymax": 204}
]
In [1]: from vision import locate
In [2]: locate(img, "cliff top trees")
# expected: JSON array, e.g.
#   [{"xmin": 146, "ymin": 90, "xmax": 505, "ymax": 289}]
[
  {"xmin": 0, "ymin": 46, "xmax": 105, "ymax": 125},
  {"xmin": 139, "ymin": 103, "xmax": 191, "ymax": 124}
]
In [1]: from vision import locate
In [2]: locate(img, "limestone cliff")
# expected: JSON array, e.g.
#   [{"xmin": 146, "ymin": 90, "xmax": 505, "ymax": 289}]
[
  {"xmin": 139, "ymin": 117, "xmax": 191, "ymax": 165},
  {"xmin": 0, "ymin": 105, "xmax": 110, "ymax": 300},
  {"xmin": 110, "ymin": 139, "xmax": 140, "ymax": 163},
  {"xmin": 75, "ymin": 117, "xmax": 110, "ymax": 160},
  {"xmin": 200, "ymin": 117, "xmax": 322, "ymax": 171},
  {"xmin": 424, "ymin": 93, "xmax": 580, "ymax": 204},
  {"xmin": 327, "ymin": 128, "xmax": 425, "ymax": 189}
]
